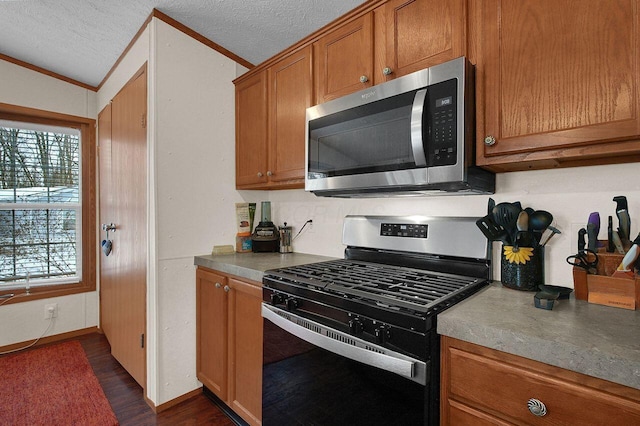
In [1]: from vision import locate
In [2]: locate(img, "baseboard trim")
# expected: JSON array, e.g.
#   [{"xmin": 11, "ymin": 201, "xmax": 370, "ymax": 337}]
[
  {"xmin": 146, "ymin": 388, "xmax": 203, "ymax": 413},
  {"xmin": 0, "ymin": 326, "xmax": 98, "ymax": 353}
]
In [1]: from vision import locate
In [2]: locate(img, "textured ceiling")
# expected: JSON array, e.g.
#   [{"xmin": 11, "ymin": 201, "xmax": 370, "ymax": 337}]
[{"xmin": 0, "ymin": 0, "xmax": 368, "ymax": 88}]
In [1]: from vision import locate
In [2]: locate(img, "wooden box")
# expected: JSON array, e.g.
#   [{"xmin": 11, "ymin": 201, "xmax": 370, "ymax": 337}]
[{"xmin": 573, "ymin": 251, "xmax": 640, "ymax": 310}]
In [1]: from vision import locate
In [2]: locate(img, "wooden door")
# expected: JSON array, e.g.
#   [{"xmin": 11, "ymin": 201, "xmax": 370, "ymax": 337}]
[
  {"xmin": 475, "ymin": 0, "xmax": 640, "ymax": 171},
  {"xmin": 314, "ymin": 13, "xmax": 374, "ymax": 103},
  {"xmin": 267, "ymin": 45, "xmax": 313, "ymax": 184},
  {"xmin": 99, "ymin": 66, "xmax": 147, "ymax": 387},
  {"xmin": 375, "ymin": 0, "xmax": 466, "ymax": 84},
  {"xmin": 228, "ymin": 277, "xmax": 263, "ymax": 426},
  {"xmin": 196, "ymin": 268, "xmax": 229, "ymax": 400},
  {"xmin": 235, "ymin": 71, "xmax": 269, "ymax": 188}
]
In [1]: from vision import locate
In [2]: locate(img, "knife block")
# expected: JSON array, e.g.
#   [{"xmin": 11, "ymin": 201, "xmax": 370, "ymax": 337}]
[{"xmin": 572, "ymin": 249, "xmax": 639, "ymax": 310}]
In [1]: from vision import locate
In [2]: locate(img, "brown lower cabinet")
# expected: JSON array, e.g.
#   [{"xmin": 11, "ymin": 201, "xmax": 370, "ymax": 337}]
[
  {"xmin": 441, "ymin": 336, "xmax": 640, "ymax": 425},
  {"xmin": 196, "ymin": 267, "xmax": 262, "ymax": 426}
]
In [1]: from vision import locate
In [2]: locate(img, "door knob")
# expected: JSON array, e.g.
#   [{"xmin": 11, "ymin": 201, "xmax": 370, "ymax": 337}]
[{"xmin": 101, "ymin": 223, "xmax": 116, "ymax": 241}]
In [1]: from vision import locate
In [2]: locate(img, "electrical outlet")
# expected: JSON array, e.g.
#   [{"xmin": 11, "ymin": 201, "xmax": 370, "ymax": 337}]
[{"xmin": 44, "ymin": 303, "xmax": 58, "ymax": 320}]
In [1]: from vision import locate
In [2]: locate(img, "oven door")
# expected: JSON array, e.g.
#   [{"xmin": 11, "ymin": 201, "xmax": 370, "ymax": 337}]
[{"xmin": 262, "ymin": 303, "xmax": 432, "ymax": 425}]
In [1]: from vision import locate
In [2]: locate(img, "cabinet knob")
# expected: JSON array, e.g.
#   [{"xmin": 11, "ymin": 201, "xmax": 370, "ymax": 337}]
[
  {"xmin": 359, "ymin": 75, "xmax": 369, "ymax": 83},
  {"xmin": 382, "ymin": 67, "xmax": 393, "ymax": 76},
  {"xmin": 484, "ymin": 135, "xmax": 496, "ymax": 146},
  {"xmin": 257, "ymin": 172, "xmax": 263, "ymax": 178},
  {"xmin": 266, "ymin": 170, "xmax": 273, "ymax": 177},
  {"xmin": 527, "ymin": 398, "xmax": 547, "ymax": 417},
  {"xmin": 223, "ymin": 285, "xmax": 230, "ymax": 293},
  {"xmin": 215, "ymin": 282, "xmax": 221, "ymax": 289}
]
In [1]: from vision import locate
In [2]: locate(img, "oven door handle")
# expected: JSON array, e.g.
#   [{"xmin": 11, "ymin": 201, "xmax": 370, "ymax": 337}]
[{"xmin": 262, "ymin": 304, "xmax": 426, "ymax": 384}]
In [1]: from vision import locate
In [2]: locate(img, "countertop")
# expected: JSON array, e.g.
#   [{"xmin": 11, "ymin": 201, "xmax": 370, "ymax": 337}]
[
  {"xmin": 438, "ymin": 283, "xmax": 640, "ymax": 391},
  {"xmin": 194, "ymin": 252, "xmax": 337, "ymax": 283},
  {"xmin": 194, "ymin": 253, "xmax": 640, "ymax": 391}
]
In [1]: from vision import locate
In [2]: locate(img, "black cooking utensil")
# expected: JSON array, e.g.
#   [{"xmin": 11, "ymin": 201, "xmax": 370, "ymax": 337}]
[
  {"xmin": 488, "ymin": 197, "xmax": 496, "ymax": 216},
  {"xmin": 476, "ymin": 215, "xmax": 510, "ymax": 245},
  {"xmin": 515, "ymin": 210, "xmax": 533, "ymax": 247},
  {"xmin": 534, "ymin": 290, "xmax": 559, "ymax": 310},
  {"xmin": 539, "ymin": 284, "xmax": 573, "ymax": 300},
  {"xmin": 528, "ymin": 210, "xmax": 553, "ymax": 243},
  {"xmin": 492, "ymin": 202, "xmax": 521, "ymax": 244}
]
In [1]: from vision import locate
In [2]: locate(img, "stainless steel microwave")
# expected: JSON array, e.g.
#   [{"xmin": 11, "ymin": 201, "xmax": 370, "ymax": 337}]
[{"xmin": 305, "ymin": 57, "xmax": 495, "ymax": 197}]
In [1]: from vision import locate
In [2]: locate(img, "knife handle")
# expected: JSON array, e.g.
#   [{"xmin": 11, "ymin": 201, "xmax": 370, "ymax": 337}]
[
  {"xmin": 617, "ymin": 210, "xmax": 631, "ymax": 243},
  {"xmin": 618, "ymin": 244, "xmax": 640, "ymax": 271},
  {"xmin": 587, "ymin": 222, "xmax": 598, "ymax": 252},
  {"xmin": 612, "ymin": 231, "xmax": 625, "ymax": 254},
  {"xmin": 578, "ymin": 228, "xmax": 587, "ymax": 252},
  {"xmin": 607, "ymin": 216, "xmax": 614, "ymax": 253}
]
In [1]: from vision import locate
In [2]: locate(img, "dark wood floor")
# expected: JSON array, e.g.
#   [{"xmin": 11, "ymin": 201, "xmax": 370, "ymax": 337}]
[{"xmin": 13, "ymin": 333, "xmax": 236, "ymax": 426}]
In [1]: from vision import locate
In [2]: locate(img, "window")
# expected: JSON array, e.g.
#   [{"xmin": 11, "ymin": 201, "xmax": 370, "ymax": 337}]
[{"xmin": 0, "ymin": 103, "xmax": 95, "ymax": 301}]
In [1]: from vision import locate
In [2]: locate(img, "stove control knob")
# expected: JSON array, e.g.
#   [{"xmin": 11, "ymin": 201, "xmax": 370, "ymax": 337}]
[
  {"xmin": 286, "ymin": 297, "xmax": 300, "ymax": 310},
  {"xmin": 348, "ymin": 318, "xmax": 363, "ymax": 335},
  {"xmin": 374, "ymin": 326, "xmax": 392, "ymax": 344},
  {"xmin": 270, "ymin": 293, "xmax": 285, "ymax": 306}
]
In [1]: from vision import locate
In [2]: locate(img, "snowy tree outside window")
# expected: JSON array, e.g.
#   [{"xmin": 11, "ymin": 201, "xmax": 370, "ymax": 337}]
[{"xmin": 0, "ymin": 120, "xmax": 81, "ymax": 289}]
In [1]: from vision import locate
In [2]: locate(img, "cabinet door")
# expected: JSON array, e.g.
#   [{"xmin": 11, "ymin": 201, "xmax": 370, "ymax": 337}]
[
  {"xmin": 196, "ymin": 268, "xmax": 229, "ymax": 400},
  {"xmin": 475, "ymin": 0, "xmax": 640, "ymax": 171},
  {"xmin": 314, "ymin": 13, "xmax": 374, "ymax": 103},
  {"xmin": 227, "ymin": 278, "xmax": 263, "ymax": 426},
  {"xmin": 236, "ymin": 71, "xmax": 268, "ymax": 187},
  {"xmin": 375, "ymin": 0, "xmax": 466, "ymax": 84},
  {"xmin": 268, "ymin": 45, "xmax": 313, "ymax": 184},
  {"xmin": 441, "ymin": 337, "xmax": 640, "ymax": 425}
]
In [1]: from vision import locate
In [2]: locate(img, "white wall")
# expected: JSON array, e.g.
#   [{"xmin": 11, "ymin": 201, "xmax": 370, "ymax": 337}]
[
  {"xmin": 0, "ymin": 59, "xmax": 98, "ymax": 347},
  {"xmin": 94, "ymin": 18, "xmax": 249, "ymax": 406},
  {"xmin": 151, "ymin": 19, "xmax": 251, "ymax": 404},
  {"xmin": 261, "ymin": 162, "xmax": 640, "ymax": 288}
]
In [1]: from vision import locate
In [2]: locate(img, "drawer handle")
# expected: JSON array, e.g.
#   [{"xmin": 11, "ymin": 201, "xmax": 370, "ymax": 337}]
[{"xmin": 527, "ymin": 398, "xmax": 547, "ymax": 417}]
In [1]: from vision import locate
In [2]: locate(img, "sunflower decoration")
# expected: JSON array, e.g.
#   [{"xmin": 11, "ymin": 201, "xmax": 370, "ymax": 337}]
[{"xmin": 503, "ymin": 246, "xmax": 535, "ymax": 265}]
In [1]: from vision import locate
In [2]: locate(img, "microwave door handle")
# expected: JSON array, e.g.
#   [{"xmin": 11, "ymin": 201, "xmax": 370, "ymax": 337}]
[{"xmin": 410, "ymin": 88, "xmax": 428, "ymax": 167}]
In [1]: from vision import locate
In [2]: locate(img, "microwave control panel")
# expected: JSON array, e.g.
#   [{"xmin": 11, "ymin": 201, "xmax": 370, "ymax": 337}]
[{"xmin": 426, "ymin": 78, "xmax": 457, "ymax": 167}]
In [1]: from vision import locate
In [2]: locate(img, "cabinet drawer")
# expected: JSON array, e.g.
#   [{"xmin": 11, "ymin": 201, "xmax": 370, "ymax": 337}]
[{"xmin": 447, "ymin": 345, "xmax": 640, "ymax": 425}]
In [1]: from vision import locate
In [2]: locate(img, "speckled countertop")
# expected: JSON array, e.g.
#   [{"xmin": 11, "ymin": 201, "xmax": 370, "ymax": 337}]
[
  {"xmin": 438, "ymin": 283, "xmax": 640, "ymax": 391},
  {"xmin": 194, "ymin": 253, "xmax": 640, "ymax": 391},
  {"xmin": 194, "ymin": 252, "xmax": 337, "ymax": 283}
]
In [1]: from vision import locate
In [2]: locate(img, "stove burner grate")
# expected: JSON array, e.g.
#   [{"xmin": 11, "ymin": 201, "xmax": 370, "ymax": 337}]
[{"xmin": 267, "ymin": 259, "xmax": 485, "ymax": 312}]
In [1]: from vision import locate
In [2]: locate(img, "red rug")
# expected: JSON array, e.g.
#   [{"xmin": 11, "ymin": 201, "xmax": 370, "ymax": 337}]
[{"xmin": 0, "ymin": 340, "xmax": 118, "ymax": 425}]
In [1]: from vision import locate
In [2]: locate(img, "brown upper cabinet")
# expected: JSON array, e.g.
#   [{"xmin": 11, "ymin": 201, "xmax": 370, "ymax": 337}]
[
  {"xmin": 314, "ymin": 13, "xmax": 375, "ymax": 103},
  {"xmin": 236, "ymin": 0, "xmax": 640, "ymax": 185},
  {"xmin": 235, "ymin": 46, "xmax": 312, "ymax": 189},
  {"xmin": 375, "ymin": 0, "xmax": 466, "ymax": 84},
  {"xmin": 314, "ymin": 0, "xmax": 467, "ymax": 103},
  {"xmin": 473, "ymin": 0, "xmax": 640, "ymax": 172},
  {"xmin": 268, "ymin": 45, "xmax": 313, "ymax": 185},
  {"xmin": 235, "ymin": 71, "xmax": 269, "ymax": 187}
]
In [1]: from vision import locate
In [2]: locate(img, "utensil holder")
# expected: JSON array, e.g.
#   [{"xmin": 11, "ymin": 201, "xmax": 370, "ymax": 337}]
[{"xmin": 501, "ymin": 245, "xmax": 544, "ymax": 291}]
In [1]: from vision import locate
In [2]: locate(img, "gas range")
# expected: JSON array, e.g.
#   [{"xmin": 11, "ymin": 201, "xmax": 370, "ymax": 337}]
[
  {"xmin": 262, "ymin": 216, "xmax": 491, "ymax": 361},
  {"xmin": 261, "ymin": 215, "xmax": 491, "ymax": 426}
]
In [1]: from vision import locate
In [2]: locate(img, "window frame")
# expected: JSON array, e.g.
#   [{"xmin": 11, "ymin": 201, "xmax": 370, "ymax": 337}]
[{"xmin": 0, "ymin": 102, "xmax": 96, "ymax": 303}]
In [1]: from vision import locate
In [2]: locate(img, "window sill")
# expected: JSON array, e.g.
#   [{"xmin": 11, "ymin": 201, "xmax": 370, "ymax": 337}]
[{"xmin": 0, "ymin": 282, "xmax": 95, "ymax": 305}]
